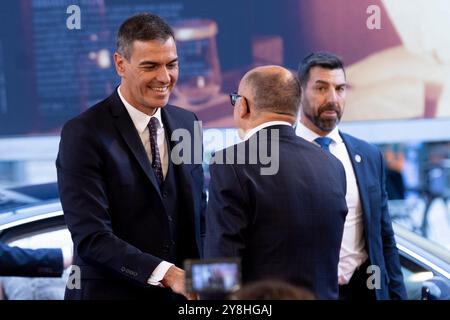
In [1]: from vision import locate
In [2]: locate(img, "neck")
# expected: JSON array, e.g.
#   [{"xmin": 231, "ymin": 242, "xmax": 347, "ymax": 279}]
[{"xmin": 243, "ymin": 112, "xmax": 295, "ymax": 134}]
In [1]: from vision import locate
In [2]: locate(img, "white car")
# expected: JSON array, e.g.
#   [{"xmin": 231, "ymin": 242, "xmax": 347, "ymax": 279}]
[{"xmin": 1, "ymin": 183, "xmax": 449, "ymax": 300}]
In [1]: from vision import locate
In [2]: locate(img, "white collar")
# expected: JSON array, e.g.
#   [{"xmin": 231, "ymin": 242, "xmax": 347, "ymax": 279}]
[
  {"xmin": 117, "ymin": 86, "xmax": 163, "ymax": 134},
  {"xmin": 243, "ymin": 121, "xmax": 292, "ymax": 141},
  {"xmin": 296, "ymin": 121, "xmax": 342, "ymax": 144}
]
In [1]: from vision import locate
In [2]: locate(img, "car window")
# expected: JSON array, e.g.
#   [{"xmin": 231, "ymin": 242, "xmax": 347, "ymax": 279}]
[
  {"xmin": 388, "ymin": 197, "xmax": 450, "ymax": 252},
  {"xmin": 399, "ymin": 255, "xmax": 433, "ymax": 300},
  {"xmin": 394, "ymin": 221, "xmax": 450, "ymax": 300},
  {"xmin": 6, "ymin": 227, "xmax": 71, "ymax": 249}
]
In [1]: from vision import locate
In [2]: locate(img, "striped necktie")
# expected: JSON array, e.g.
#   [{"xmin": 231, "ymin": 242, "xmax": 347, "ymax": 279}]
[{"xmin": 148, "ymin": 117, "xmax": 164, "ymax": 186}]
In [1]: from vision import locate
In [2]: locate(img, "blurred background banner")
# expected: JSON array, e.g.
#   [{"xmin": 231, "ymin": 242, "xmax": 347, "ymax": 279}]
[
  {"xmin": 0, "ymin": 0, "xmax": 450, "ymax": 301},
  {"xmin": 1, "ymin": 0, "xmax": 450, "ymax": 135}
]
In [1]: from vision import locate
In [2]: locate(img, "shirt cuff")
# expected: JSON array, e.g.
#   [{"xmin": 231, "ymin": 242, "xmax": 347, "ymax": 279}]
[
  {"xmin": 147, "ymin": 261, "xmax": 174, "ymax": 286},
  {"xmin": 61, "ymin": 247, "xmax": 73, "ymax": 270}
]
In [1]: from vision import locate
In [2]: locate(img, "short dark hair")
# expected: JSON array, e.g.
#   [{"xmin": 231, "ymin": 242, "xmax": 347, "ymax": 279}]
[
  {"xmin": 298, "ymin": 51, "xmax": 345, "ymax": 87},
  {"xmin": 228, "ymin": 280, "xmax": 315, "ymax": 300},
  {"xmin": 245, "ymin": 69, "xmax": 301, "ymax": 117},
  {"xmin": 116, "ymin": 13, "xmax": 175, "ymax": 60}
]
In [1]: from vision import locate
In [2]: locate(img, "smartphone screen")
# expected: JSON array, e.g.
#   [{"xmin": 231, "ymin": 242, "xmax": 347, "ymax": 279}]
[{"xmin": 184, "ymin": 258, "xmax": 241, "ymax": 293}]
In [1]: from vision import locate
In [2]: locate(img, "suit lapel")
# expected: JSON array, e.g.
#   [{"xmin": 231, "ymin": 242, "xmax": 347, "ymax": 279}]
[
  {"xmin": 161, "ymin": 107, "xmax": 197, "ymax": 216},
  {"xmin": 161, "ymin": 107, "xmax": 194, "ymax": 189},
  {"xmin": 109, "ymin": 92, "xmax": 162, "ymax": 197},
  {"xmin": 340, "ymin": 132, "xmax": 372, "ymax": 234}
]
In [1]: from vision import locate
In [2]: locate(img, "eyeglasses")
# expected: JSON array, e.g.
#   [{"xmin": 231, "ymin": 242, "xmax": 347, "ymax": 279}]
[
  {"xmin": 229, "ymin": 92, "xmax": 243, "ymax": 106},
  {"xmin": 230, "ymin": 92, "xmax": 251, "ymax": 113}
]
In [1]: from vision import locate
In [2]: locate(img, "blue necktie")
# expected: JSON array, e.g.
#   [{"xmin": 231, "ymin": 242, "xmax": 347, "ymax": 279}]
[
  {"xmin": 148, "ymin": 117, "xmax": 164, "ymax": 186},
  {"xmin": 314, "ymin": 137, "xmax": 333, "ymax": 152}
]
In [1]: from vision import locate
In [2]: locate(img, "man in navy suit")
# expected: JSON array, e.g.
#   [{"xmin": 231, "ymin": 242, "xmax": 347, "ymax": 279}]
[
  {"xmin": 296, "ymin": 51, "xmax": 407, "ymax": 300},
  {"xmin": 56, "ymin": 13, "xmax": 205, "ymax": 300},
  {"xmin": 0, "ymin": 242, "xmax": 70, "ymax": 277},
  {"xmin": 204, "ymin": 66, "xmax": 348, "ymax": 299}
]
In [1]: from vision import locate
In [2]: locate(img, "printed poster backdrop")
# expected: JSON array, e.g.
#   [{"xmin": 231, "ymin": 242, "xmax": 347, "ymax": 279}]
[{"xmin": 0, "ymin": 0, "xmax": 449, "ymax": 136}]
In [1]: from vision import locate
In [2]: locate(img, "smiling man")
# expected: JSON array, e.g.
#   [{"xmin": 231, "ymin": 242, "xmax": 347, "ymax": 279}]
[{"xmin": 56, "ymin": 13, "xmax": 205, "ymax": 300}]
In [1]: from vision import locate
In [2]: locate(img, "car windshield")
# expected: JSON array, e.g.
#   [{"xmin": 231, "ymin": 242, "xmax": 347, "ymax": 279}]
[{"xmin": 389, "ymin": 197, "xmax": 450, "ymax": 253}]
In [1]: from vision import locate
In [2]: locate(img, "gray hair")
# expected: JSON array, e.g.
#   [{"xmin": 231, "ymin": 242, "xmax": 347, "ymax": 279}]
[
  {"xmin": 245, "ymin": 70, "xmax": 301, "ymax": 117},
  {"xmin": 116, "ymin": 13, "xmax": 174, "ymax": 60}
]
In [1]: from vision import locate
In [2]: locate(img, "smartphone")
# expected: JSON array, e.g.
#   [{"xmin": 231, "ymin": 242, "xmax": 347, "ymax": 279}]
[{"xmin": 184, "ymin": 258, "xmax": 241, "ymax": 294}]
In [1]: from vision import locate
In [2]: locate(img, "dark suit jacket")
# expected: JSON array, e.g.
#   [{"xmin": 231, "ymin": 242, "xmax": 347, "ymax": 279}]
[
  {"xmin": 340, "ymin": 132, "xmax": 407, "ymax": 300},
  {"xmin": 0, "ymin": 242, "xmax": 63, "ymax": 277},
  {"xmin": 204, "ymin": 125, "xmax": 348, "ymax": 299},
  {"xmin": 56, "ymin": 90, "xmax": 205, "ymax": 300}
]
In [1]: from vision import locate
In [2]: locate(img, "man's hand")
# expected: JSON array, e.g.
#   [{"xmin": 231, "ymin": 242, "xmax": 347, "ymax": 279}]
[{"xmin": 161, "ymin": 265, "xmax": 198, "ymax": 300}]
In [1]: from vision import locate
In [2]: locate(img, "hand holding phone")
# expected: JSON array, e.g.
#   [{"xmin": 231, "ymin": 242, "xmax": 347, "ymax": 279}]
[{"xmin": 184, "ymin": 258, "xmax": 241, "ymax": 294}]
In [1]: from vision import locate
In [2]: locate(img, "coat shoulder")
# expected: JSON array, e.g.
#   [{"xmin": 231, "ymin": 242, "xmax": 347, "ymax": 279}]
[
  {"xmin": 165, "ymin": 104, "xmax": 198, "ymax": 120},
  {"xmin": 340, "ymin": 132, "xmax": 381, "ymax": 157},
  {"xmin": 61, "ymin": 97, "xmax": 111, "ymax": 133}
]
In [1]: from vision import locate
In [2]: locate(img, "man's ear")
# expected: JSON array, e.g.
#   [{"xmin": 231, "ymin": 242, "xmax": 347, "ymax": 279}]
[
  {"xmin": 238, "ymin": 98, "xmax": 250, "ymax": 119},
  {"xmin": 114, "ymin": 52, "xmax": 126, "ymax": 77}
]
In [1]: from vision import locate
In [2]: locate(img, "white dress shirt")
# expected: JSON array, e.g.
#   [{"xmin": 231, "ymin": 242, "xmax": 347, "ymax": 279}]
[
  {"xmin": 243, "ymin": 121, "xmax": 293, "ymax": 141},
  {"xmin": 118, "ymin": 87, "xmax": 168, "ymax": 179},
  {"xmin": 117, "ymin": 86, "xmax": 173, "ymax": 286},
  {"xmin": 296, "ymin": 122, "xmax": 368, "ymax": 285}
]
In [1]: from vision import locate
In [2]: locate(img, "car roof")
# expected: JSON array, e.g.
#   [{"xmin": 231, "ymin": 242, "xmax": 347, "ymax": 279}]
[
  {"xmin": 394, "ymin": 223, "xmax": 450, "ymax": 279},
  {"xmin": 0, "ymin": 201, "xmax": 63, "ymax": 232}
]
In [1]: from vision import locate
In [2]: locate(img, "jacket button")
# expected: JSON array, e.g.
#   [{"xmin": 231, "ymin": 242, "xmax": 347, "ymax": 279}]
[{"xmin": 162, "ymin": 191, "xmax": 168, "ymax": 198}]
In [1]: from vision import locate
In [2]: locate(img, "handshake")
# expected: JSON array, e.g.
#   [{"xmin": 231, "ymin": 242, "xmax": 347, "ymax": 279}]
[
  {"xmin": 162, "ymin": 265, "xmax": 198, "ymax": 300},
  {"xmin": 162, "ymin": 258, "xmax": 241, "ymax": 300}
]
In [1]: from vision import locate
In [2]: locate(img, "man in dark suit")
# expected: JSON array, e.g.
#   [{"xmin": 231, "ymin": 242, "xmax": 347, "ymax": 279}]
[
  {"xmin": 56, "ymin": 13, "xmax": 205, "ymax": 300},
  {"xmin": 0, "ymin": 242, "xmax": 71, "ymax": 277},
  {"xmin": 204, "ymin": 66, "xmax": 348, "ymax": 299},
  {"xmin": 296, "ymin": 51, "xmax": 407, "ymax": 300}
]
